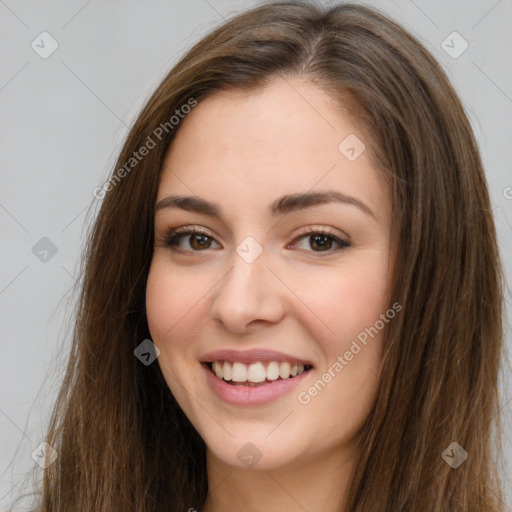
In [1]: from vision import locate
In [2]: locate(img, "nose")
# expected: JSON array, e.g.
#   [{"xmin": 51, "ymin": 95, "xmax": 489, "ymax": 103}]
[{"xmin": 209, "ymin": 245, "xmax": 286, "ymax": 333}]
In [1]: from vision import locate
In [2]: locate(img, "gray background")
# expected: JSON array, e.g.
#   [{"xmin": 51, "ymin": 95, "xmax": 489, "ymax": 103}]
[{"xmin": 0, "ymin": 0, "xmax": 511, "ymax": 509}]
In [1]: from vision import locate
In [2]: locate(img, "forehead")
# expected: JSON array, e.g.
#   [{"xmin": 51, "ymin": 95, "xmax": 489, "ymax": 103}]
[{"xmin": 157, "ymin": 76, "xmax": 389, "ymax": 223}]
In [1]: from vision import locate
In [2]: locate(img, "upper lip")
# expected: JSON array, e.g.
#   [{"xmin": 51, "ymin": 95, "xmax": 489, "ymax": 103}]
[{"xmin": 200, "ymin": 348, "xmax": 314, "ymax": 367}]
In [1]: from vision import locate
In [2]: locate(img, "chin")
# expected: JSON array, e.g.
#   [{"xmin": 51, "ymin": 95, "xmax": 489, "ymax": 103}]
[{"xmin": 206, "ymin": 438, "xmax": 300, "ymax": 472}]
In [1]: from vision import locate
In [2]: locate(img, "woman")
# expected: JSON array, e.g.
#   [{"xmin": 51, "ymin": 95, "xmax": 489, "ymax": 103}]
[{"xmin": 19, "ymin": 1, "xmax": 507, "ymax": 510}]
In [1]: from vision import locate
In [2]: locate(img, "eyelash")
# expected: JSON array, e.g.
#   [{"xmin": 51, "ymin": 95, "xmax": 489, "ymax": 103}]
[{"xmin": 161, "ymin": 225, "xmax": 351, "ymax": 256}]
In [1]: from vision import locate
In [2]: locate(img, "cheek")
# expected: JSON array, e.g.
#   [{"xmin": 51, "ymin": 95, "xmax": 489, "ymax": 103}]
[
  {"xmin": 290, "ymin": 253, "xmax": 391, "ymax": 345},
  {"xmin": 145, "ymin": 261, "xmax": 206, "ymax": 403},
  {"xmin": 145, "ymin": 261, "xmax": 205, "ymax": 343}
]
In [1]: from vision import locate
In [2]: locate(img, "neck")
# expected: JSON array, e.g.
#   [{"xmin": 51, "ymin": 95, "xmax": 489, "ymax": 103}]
[{"xmin": 201, "ymin": 444, "xmax": 356, "ymax": 512}]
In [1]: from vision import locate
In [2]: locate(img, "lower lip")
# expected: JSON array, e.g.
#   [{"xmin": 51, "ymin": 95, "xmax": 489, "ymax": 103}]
[{"xmin": 202, "ymin": 363, "xmax": 312, "ymax": 406}]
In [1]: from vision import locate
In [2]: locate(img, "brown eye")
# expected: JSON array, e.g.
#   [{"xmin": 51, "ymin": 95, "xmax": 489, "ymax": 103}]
[
  {"xmin": 163, "ymin": 228, "xmax": 219, "ymax": 251},
  {"xmin": 161, "ymin": 226, "xmax": 350, "ymax": 256},
  {"xmin": 308, "ymin": 234, "xmax": 334, "ymax": 251},
  {"xmin": 292, "ymin": 229, "xmax": 350, "ymax": 255},
  {"xmin": 189, "ymin": 233, "xmax": 213, "ymax": 250}
]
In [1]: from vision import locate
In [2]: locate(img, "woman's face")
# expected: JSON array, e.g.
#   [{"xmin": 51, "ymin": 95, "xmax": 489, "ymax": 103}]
[{"xmin": 146, "ymin": 76, "xmax": 393, "ymax": 471}]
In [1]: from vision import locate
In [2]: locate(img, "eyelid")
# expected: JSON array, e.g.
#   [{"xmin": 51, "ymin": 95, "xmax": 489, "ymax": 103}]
[
  {"xmin": 159, "ymin": 225, "xmax": 220, "ymax": 251},
  {"xmin": 160, "ymin": 224, "xmax": 349, "ymax": 242},
  {"xmin": 159, "ymin": 224, "xmax": 351, "ymax": 254},
  {"xmin": 292, "ymin": 224, "xmax": 351, "ymax": 245}
]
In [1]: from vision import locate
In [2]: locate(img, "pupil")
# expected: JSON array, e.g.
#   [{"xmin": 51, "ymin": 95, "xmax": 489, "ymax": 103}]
[
  {"xmin": 311, "ymin": 234, "xmax": 331, "ymax": 251},
  {"xmin": 192, "ymin": 235, "xmax": 210, "ymax": 249}
]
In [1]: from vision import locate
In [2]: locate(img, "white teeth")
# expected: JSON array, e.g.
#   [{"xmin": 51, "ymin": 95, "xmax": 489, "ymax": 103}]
[
  {"xmin": 279, "ymin": 362, "xmax": 291, "ymax": 379},
  {"xmin": 213, "ymin": 361, "xmax": 223, "ymax": 379},
  {"xmin": 231, "ymin": 362, "xmax": 248, "ymax": 382},
  {"xmin": 247, "ymin": 362, "xmax": 266, "ymax": 383},
  {"xmin": 210, "ymin": 360, "xmax": 309, "ymax": 383},
  {"xmin": 222, "ymin": 361, "xmax": 232, "ymax": 381},
  {"xmin": 266, "ymin": 361, "xmax": 280, "ymax": 381}
]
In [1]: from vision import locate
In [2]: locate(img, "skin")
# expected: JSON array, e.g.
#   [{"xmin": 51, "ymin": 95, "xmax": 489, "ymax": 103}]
[{"xmin": 145, "ymin": 75, "xmax": 393, "ymax": 512}]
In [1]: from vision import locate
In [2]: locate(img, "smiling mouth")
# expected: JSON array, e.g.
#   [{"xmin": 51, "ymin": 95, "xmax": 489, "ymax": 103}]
[{"xmin": 204, "ymin": 361, "xmax": 314, "ymax": 387}]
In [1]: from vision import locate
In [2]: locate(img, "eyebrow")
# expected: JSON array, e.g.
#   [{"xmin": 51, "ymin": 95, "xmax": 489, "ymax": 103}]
[{"xmin": 154, "ymin": 190, "xmax": 377, "ymax": 221}]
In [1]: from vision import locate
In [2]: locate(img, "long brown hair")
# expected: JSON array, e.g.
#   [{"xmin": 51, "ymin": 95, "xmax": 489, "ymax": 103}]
[{"xmin": 13, "ymin": 1, "xmax": 507, "ymax": 510}]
